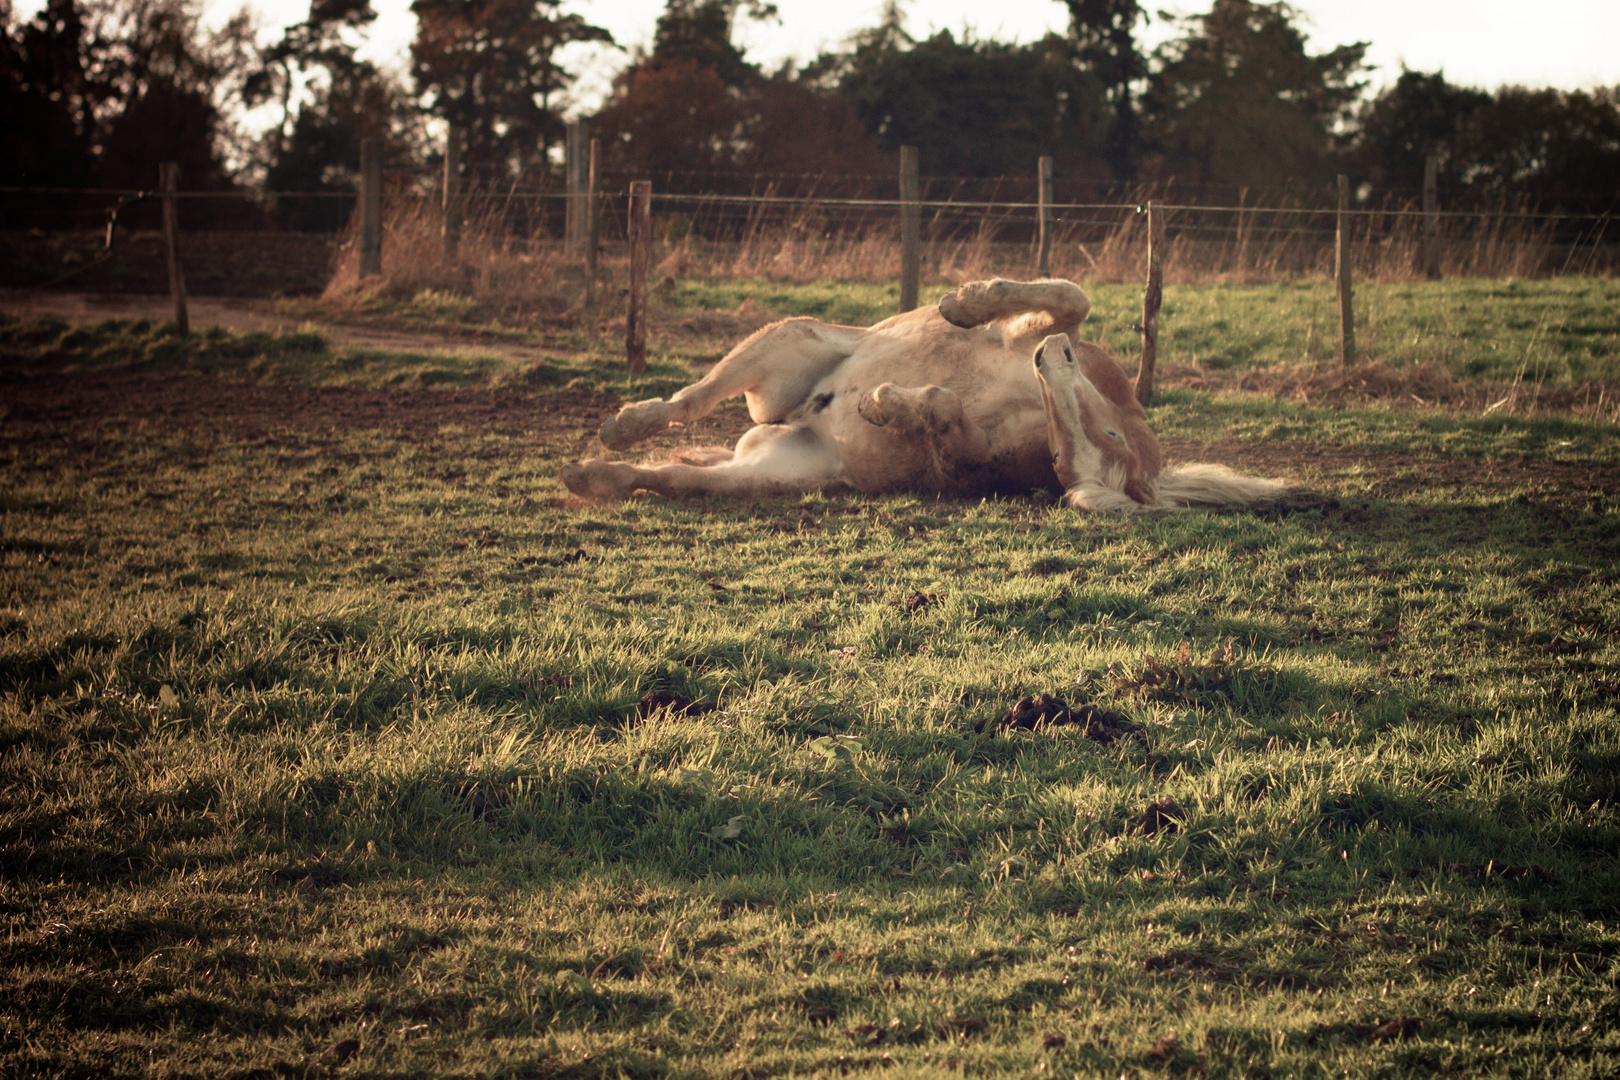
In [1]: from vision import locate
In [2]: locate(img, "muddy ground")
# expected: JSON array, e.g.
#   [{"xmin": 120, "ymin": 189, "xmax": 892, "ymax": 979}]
[
  {"xmin": 7, "ymin": 367, "xmax": 1619, "ymax": 509},
  {"xmin": 4, "ymin": 291, "xmax": 1619, "ymax": 506}
]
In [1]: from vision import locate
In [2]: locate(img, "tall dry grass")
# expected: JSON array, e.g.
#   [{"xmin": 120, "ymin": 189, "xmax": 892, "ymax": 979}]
[
  {"xmin": 323, "ymin": 192, "xmax": 580, "ymax": 318},
  {"xmin": 323, "ymin": 185, "xmax": 1613, "ymax": 322}
]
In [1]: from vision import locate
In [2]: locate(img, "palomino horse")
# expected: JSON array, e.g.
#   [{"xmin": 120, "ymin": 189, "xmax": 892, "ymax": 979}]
[{"xmin": 561, "ymin": 278, "xmax": 1286, "ymax": 511}]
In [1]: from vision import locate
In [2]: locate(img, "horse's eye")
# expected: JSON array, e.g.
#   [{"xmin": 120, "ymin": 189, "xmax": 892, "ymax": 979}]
[{"xmin": 1107, "ymin": 430, "xmax": 1122, "ymax": 440}]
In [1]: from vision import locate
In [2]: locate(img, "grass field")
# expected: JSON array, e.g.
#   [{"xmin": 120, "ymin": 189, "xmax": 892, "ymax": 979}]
[
  {"xmin": 2, "ymin": 283, "xmax": 1619, "ymax": 1078},
  {"xmin": 674, "ymin": 278, "xmax": 1620, "ymax": 386}
]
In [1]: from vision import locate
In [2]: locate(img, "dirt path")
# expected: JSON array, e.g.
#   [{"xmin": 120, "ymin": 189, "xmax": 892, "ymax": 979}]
[{"xmin": 0, "ymin": 289, "xmax": 564, "ymax": 365}]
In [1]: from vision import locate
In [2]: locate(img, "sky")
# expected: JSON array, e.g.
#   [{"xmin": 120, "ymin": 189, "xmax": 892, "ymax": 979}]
[{"xmin": 16, "ymin": 0, "xmax": 1620, "ymax": 111}]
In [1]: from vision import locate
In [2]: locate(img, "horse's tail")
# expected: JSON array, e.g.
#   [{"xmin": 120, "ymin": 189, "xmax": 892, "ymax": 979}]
[{"xmin": 1151, "ymin": 463, "xmax": 1289, "ymax": 508}]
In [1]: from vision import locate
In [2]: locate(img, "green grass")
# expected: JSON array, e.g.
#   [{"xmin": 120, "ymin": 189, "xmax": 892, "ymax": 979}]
[
  {"xmin": 2, "ymin": 306, "xmax": 1619, "ymax": 1077},
  {"xmin": 1079, "ymin": 278, "xmax": 1620, "ymax": 383}
]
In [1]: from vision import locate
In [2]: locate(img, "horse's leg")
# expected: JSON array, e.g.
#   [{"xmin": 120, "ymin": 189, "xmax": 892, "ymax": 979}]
[
  {"xmin": 937, "ymin": 278, "xmax": 1092, "ymax": 342},
  {"xmin": 563, "ymin": 424, "xmax": 847, "ymax": 499},
  {"xmin": 599, "ymin": 317, "xmax": 865, "ymax": 450},
  {"xmin": 856, "ymin": 382, "xmax": 991, "ymax": 466}
]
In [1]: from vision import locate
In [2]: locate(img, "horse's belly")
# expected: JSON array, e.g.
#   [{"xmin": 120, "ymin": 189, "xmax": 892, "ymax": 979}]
[{"xmin": 817, "ymin": 391, "xmax": 1059, "ymax": 496}]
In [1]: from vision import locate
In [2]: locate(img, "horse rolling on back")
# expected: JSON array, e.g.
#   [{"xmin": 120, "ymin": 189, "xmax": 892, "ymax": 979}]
[{"xmin": 561, "ymin": 277, "xmax": 1287, "ymax": 511}]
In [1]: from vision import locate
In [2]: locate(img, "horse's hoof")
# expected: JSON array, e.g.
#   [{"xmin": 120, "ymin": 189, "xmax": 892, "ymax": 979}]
[
  {"xmin": 938, "ymin": 279, "xmax": 1006, "ymax": 328},
  {"xmin": 599, "ymin": 399, "xmax": 669, "ymax": 450},
  {"xmin": 561, "ymin": 460, "xmax": 639, "ymax": 500},
  {"xmin": 937, "ymin": 290, "xmax": 980, "ymax": 328}
]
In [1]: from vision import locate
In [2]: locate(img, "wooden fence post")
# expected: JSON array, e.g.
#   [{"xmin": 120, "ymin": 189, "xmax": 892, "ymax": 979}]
[
  {"xmin": 359, "ymin": 137, "xmax": 383, "ymax": 277},
  {"xmin": 442, "ymin": 125, "xmax": 462, "ymax": 258},
  {"xmin": 1423, "ymin": 153, "xmax": 1440, "ymax": 279},
  {"xmin": 1135, "ymin": 201, "xmax": 1161, "ymax": 407},
  {"xmin": 566, "ymin": 120, "xmax": 589, "ymax": 254},
  {"xmin": 1235, "ymin": 186, "xmax": 1250, "ymax": 276},
  {"xmin": 159, "ymin": 161, "xmax": 188, "ymax": 337},
  {"xmin": 898, "ymin": 145, "xmax": 920, "ymax": 313},
  {"xmin": 626, "ymin": 180, "xmax": 652, "ymax": 373},
  {"xmin": 1336, "ymin": 174, "xmax": 1355, "ymax": 365},
  {"xmin": 585, "ymin": 137, "xmax": 600, "ymax": 305},
  {"xmin": 1036, "ymin": 155, "xmax": 1054, "ymax": 278}
]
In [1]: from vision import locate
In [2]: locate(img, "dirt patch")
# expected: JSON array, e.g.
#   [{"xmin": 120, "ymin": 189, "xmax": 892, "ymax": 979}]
[
  {"xmin": 0, "ymin": 368, "xmax": 758, "ymax": 469},
  {"xmin": 1135, "ymin": 798, "xmax": 1186, "ymax": 837},
  {"xmin": 978, "ymin": 693, "xmax": 1140, "ymax": 741},
  {"xmin": 4, "ymin": 325, "xmax": 1618, "ymax": 505},
  {"xmin": 634, "ymin": 690, "xmax": 718, "ymax": 723},
  {"xmin": 0, "ymin": 289, "xmax": 576, "ymax": 366}
]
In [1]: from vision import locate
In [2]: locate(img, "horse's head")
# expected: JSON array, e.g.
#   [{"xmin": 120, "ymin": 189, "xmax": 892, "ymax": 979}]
[{"xmin": 1032, "ymin": 333, "xmax": 1158, "ymax": 512}]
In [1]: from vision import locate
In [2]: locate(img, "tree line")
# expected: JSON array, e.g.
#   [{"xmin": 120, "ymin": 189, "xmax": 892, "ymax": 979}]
[{"xmin": 3, "ymin": 0, "xmax": 1618, "ymax": 230}]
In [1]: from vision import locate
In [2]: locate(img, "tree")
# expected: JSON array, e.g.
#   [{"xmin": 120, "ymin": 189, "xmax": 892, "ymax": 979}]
[
  {"xmin": 1349, "ymin": 72, "xmax": 1620, "ymax": 212},
  {"xmin": 1346, "ymin": 68, "xmax": 1488, "ymax": 195},
  {"xmin": 1, "ymin": 0, "xmax": 249, "ymax": 201},
  {"xmin": 593, "ymin": 0, "xmax": 887, "ymax": 188},
  {"xmin": 1063, "ymin": 0, "xmax": 1147, "ymax": 178},
  {"xmin": 1141, "ymin": 0, "xmax": 1367, "ymax": 193},
  {"xmin": 0, "ymin": 0, "xmax": 105, "ymax": 190},
  {"xmin": 649, "ymin": 0, "xmax": 775, "ymax": 89},
  {"xmin": 1454, "ymin": 86, "xmax": 1620, "ymax": 212},
  {"xmin": 88, "ymin": 0, "xmax": 255, "ymax": 197},
  {"xmin": 834, "ymin": 25, "xmax": 1109, "ymax": 178},
  {"xmin": 409, "ymin": 0, "xmax": 611, "ymax": 177},
  {"xmin": 593, "ymin": 57, "xmax": 743, "ymax": 179},
  {"xmin": 244, "ymin": 0, "xmax": 377, "ymax": 166}
]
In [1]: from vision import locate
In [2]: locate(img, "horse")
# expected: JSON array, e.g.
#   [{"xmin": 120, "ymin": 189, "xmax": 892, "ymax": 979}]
[{"xmin": 560, "ymin": 277, "xmax": 1287, "ymax": 512}]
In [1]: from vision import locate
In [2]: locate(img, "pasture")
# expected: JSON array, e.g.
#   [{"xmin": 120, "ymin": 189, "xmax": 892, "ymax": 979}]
[{"xmin": 2, "ymin": 279, "xmax": 1618, "ymax": 1078}]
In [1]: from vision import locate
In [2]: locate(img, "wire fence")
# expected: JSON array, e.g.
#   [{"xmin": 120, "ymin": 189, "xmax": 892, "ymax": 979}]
[{"xmin": 3, "ymin": 170, "xmax": 1617, "ymax": 299}]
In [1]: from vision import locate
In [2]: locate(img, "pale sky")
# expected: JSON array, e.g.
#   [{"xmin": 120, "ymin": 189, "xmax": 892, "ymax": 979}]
[{"xmin": 16, "ymin": 0, "xmax": 1620, "ymax": 111}]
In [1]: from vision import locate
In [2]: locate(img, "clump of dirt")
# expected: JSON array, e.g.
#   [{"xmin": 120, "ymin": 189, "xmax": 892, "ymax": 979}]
[
  {"xmin": 1444, "ymin": 861, "xmax": 1552, "ymax": 883},
  {"xmin": 1366, "ymin": 1017, "xmax": 1423, "ymax": 1043},
  {"xmin": 1142, "ymin": 950, "xmax": 1228, "ymax": 979},
  {"xmin": 977, "ymin": 693, "xmax": 1139, "ymax": 742},
  {"xmin": 1135, "ymin": 797, "xmax": 1185, "ymax": 836},
  {"xmin": 897, "ymin": 590, "xmax": 936, "ymax": 612},
  {"xmin": 877, "ymin": 824, "xmax": 918, "ymax": 846},
  {"xmin": 635, "ymin": 689, "xmax": 718, "ymax": 722},
  {"xmin": 1144, "ymin": 1033, "xmax": 1182, "ymax": 1062},
  {"xmin": 459, "ymin": 781, "xmax": 517, "ymax": 820},
  {"xmin": 805, "ymin": 1005, "xmax": 838, "ymax": 1026},
  {"xmin": 1109, "ymin": 642, "xmax": 1255, "ymax": 709}
]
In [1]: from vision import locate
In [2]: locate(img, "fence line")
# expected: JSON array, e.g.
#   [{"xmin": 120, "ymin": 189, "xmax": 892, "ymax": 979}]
[{"xmin": 4, "ymin": 184, "xmax": 1616, "ymax": 224}]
